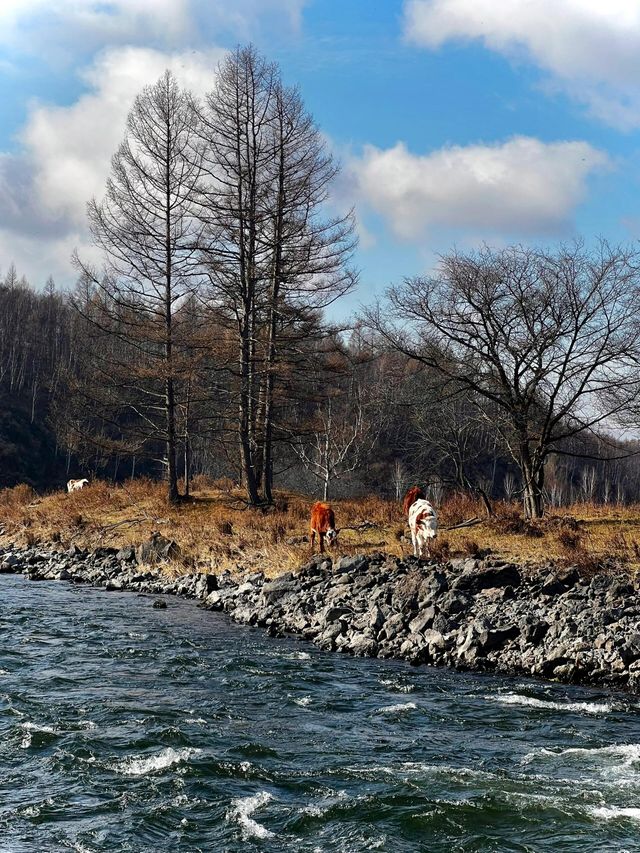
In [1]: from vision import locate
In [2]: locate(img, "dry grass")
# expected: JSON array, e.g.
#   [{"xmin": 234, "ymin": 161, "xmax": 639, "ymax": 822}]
[{"xmin": 1, "ymin": 481, "xmax": 639, "ymax": 577}]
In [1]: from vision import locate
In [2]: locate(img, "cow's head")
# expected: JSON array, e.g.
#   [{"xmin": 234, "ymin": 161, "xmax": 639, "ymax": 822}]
[{"xmin": 326, "ymin": 527, "xmax": 338, "ymax": 545}]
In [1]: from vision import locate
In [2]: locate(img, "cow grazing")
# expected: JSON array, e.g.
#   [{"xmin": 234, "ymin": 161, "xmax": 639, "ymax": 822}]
[
  {"xmin": 67, "ymin": 478, "xmax": 89, "ymax": 493},
  {"xmin": 408, "ymin": 498, "xmax": 438, "ymax": 558},
  {"xmin": 310, "ymin": 501, "xmax": 338, "ymax": 554},
  {"xmin": 403, "ymin": 485, "xmax": 426, "ymax": 516}
]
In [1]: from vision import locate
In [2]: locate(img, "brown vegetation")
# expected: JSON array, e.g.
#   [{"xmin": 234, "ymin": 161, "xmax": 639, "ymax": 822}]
[{"xmin": 1, "ymin": 482, "xmax": 640, "ymax": 577}]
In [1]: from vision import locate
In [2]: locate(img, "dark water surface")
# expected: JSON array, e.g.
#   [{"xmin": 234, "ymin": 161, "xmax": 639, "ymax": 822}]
[{"xmin": 1, "ymin": 575, "xmax": 640, "ymax": 852}]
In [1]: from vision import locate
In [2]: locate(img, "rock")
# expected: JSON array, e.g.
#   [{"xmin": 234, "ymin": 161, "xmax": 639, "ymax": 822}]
[
  {"xmin": 335, "ymin": 555, "xmax": 369, "ymax": 574},
  {"xmin": 409, "ymin": 606, "xmax": 436, "ymax": 635},
  {"xmin": 262, "ymin": 577, "xmax": 297, "ymax": 603},
  {"xmin": 323, "ymin": 605, "xmax": 353, "ymax": 625},
  {"xmin": 116, "ymin": 546, "xmax": 136, "ymax": 562},
  {"xmin": 349, "ymin": 634, "xmax": 378, "ymax": 657},
  {"xmin": 194, "ymin": 573, "xmax": 218, "ymax": 598},
  {"xmin": 135, "ymin": 533, "xmax": 181, "ymax": 565},
  {"xmin": 392, "ymin": 572, "xmax": 423, "ymax": 614},
  {"xmin": 453, "ymin": 563, "xmax": 521, "ymax": 593},
  {"xmin": 0, "ymin": 555, "xmax": 21, "ymax": 572},
  {"xmin": 541, "ymin": 568, "xmax": 579, "ymax": 596},
  {"xmin": 152, "ymin": 599, "xmax": 167, "ymax": 609}
]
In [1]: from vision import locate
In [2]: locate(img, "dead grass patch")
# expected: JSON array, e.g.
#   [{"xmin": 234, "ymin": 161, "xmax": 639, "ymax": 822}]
[{"xmin": 1, "ymin": 481, "xmax": 640, "ymax": 576}]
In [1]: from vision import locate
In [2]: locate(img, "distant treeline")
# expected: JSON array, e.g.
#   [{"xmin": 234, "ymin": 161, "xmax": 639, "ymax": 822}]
[
  {"xmin": 2, "ymin": 45, "xmax": 640, "ymax": 517},
  {"xmin": 2, "ymin": 263, "xmax": 640, "ymax": 511}
]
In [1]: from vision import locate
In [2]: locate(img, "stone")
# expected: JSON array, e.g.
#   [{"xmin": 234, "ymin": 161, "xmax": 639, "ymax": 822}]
[
  {"xmin": 453, "ymin": 563, "xmax": 521, "ymax": 593},
  {"xmin": 335, "ymin": 555, "xmax": 369, "ymax": 574},
  {"xmin": 262, "ymin": 577, "xmax": 297, "ymax": 603},
  {"xmin": 135, "ymin": 533, "xmax": 181, "ymax": 565},
  {"xmin": 409, "ymin": 606, "xmax": 436, "ymax": 635},
  {"xmin": 541, "ymin": 568, "xmax": 579, "ymax": 596},
  {"xmin": 116, "ymin": 546, "xmax": 136, "ymax": 562},
  {"xmin": 152, "ymin": 599, "xmax": 167, "ymax": 609}
]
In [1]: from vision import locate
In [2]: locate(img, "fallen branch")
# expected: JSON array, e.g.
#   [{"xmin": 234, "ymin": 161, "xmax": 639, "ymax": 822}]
[
  {"xmin": 99, "ymin": 517, "xmax": 147, "ymax": 532},
  {"xmin": 441, "ymin": 516, "xmax": 483, "ymax": 532}
]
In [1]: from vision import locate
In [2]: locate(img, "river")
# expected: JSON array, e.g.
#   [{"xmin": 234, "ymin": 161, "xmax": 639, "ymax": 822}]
[{"xmin": 0, "ymin": 574, "xmax": 639, "ymax": 852}]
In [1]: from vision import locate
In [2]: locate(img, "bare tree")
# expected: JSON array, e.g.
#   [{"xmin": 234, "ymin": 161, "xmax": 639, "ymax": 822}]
[
  {"xmin": 194, "ymin": 45, "xmax": 356, "ymax": 506},
  {"xmin": 293, "ymin": 378, "xmax": 378, "ymax": 500},
  {"xmin": 367, "ymin": 242, "xmax": 640, "ymax": 517},
  {"xmin": 74, "ymin": 71, "xmax": 204, "ymax": 503}
]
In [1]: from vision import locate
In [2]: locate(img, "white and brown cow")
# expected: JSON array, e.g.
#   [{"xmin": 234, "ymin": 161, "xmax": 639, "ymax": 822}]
[{"xmin": 408, "ymin": 498, "xmax": 438, "ymax": 558}]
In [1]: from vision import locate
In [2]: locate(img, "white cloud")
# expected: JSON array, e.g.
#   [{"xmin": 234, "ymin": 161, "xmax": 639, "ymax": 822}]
[
  {"xmin": 403, "ymin": 0, "xmax": 640, "ymax": 128},
  {"xmin": 0, "ymin": 0, "xmax": 309, "ymax": 286},
  {"xmin": 350, "ymin": 136, "xmax": 609, "ymax": 240},
  {"xmin": 0, "ymin": 0, "xmax": 306, "ymax": 55},
  {"xmin": 22, "ymin": 46, "xmax": 222, "ymax": 226},
  {"xmin": 0, "ymin": 46, "xmax": 222, "ymax": 285}
]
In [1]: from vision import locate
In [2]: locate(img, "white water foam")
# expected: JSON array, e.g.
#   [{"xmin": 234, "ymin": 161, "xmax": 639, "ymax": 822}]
[
  {"xmin": 589, "ymin": 806, "xmax": 640, "ymax": 822},
  {"xmin": 379, "ymin": 678, "xmax": 415, "ymax": 694},
  {"xmin": 377, "ymin": 702, "xmax": 417, "ymax": 714},
  {"xmin": 525, "ymin": 744, "xmax": 640, "ymax": 764},
  {"xmin": 294, "ymin": 696, "xmax": 312, "ymax": 707},
  {"xmin": 114, "ymin": 747, "xmax": 202, "ymax": 776},
  {"xmin": 489, "ymin": 693, "xmax": 612, "ymax": 715},
  {"xmin": 227, "ymin": 791, "xmax": 274, "ymax": 839}
]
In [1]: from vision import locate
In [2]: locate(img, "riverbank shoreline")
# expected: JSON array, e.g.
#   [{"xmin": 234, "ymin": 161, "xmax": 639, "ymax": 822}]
[{"xmin": 2, "ymin": 542, "xmax": 639, "ymax": 694}]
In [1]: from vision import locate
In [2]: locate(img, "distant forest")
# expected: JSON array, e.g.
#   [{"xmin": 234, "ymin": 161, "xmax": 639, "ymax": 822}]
[{"xmin": 2, "ymin": 46, "xmax": 640, "ymax": 518}]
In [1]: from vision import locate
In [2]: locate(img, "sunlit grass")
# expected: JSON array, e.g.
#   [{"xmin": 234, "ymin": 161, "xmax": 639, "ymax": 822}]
[{"xmin": 1, "ymin": 478, "xmax": 639, "ymax": 577}]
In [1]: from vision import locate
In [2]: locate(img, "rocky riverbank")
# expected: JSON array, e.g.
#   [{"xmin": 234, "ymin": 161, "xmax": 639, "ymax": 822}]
[{"xmin": 2, "ymin": 542, "xmax": 640, "ymax": 693}]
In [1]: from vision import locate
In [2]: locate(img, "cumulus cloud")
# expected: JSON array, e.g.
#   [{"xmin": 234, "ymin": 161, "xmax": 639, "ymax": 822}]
[
  {"xmin": 403, "ymin": 0, "xmax": 640, "ymax": 129},
  {"xmin": 350, "ymin": 136, "xmax": 609, "ymax": 240},
  {"xmin": 21, "ymin": 46, "xmax": 221, "ymax": 226},
  {"xmin": 0, "ymin": 46, "xmax": 221, "ymax": 285}
]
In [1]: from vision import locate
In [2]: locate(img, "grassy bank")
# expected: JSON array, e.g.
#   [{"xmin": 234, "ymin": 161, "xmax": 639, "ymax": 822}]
[{"xmin": 1, "ymin": 478, "xmax": 640, "ymax": 577}]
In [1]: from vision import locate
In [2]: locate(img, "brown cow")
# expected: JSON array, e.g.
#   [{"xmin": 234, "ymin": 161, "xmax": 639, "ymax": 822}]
[
  {"xmin": 403, "ymin": 485, "xmax": 426, "ymax": 516},
  {"xmin": 310, "ymin": 501, "xmax": 338, "ymax": 553}
]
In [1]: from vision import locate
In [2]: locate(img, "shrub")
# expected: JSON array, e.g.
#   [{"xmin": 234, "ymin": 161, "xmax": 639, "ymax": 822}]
[
  {"xmin": 557, "ymin": 529, "xmax": 583, "ymax": 552},
  {"xmin": 461, "ymin": 537, "xmax": 481, "ymax": 556},
  {"xmin": 0, "ymin": 483, "xmax": 35, "ymax": 507}
]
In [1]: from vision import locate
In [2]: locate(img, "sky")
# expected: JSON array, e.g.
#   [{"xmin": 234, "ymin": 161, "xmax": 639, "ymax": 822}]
[{"xmin": 1, "ymin": 0, "xmax": 640, "ymax": 314}]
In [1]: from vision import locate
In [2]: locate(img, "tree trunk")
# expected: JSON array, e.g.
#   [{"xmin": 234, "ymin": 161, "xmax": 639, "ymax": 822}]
[
  {"xmin": 239, "ymin": 315, "xmax": 260, "ymax": 505},
  {"xmin": 520, "ymin": 448, "xmax": 545, "ymax": 519},
  {"xmin": 166, "ymin": 375, "xmax": 180, "ymax": 505}
]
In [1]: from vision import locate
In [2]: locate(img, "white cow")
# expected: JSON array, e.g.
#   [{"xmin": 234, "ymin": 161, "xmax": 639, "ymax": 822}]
[
  {"xmin": 408, "ymin": 498, "xmax": 438, "ymax": 558},
  {"xmin": 67, "ymin": 478, "xmax": 89, "ymax": 493}
]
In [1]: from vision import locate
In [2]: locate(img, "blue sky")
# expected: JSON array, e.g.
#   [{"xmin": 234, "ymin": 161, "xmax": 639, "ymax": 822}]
[{"xmin": 1, "ymin": 0, "xmax": 639, "ymax": 315}]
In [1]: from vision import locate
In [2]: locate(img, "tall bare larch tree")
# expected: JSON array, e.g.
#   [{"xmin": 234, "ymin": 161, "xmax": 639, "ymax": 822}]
[{"xmin": 75, "ymin": 71, "xmax": 205, "ymax": 503}]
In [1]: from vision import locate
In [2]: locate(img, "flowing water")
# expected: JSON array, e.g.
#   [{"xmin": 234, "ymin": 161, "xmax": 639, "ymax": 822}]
[{"xmin": 1, "ymin": 574, "xmax": 640, "ymax": 852}]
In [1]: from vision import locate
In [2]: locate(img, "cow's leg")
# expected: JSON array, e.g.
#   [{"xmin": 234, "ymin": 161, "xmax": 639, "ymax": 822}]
[
  {"xmin": 310, "ymin": 530, "xmax": 316, "ymax": 553},
  {"xmin": 319, "ymin": 532, "xmax": 325, "ymax": 554},
  {"xmin": 411, "ymin": 529, "xmax": 418, "ymax": 557}
]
